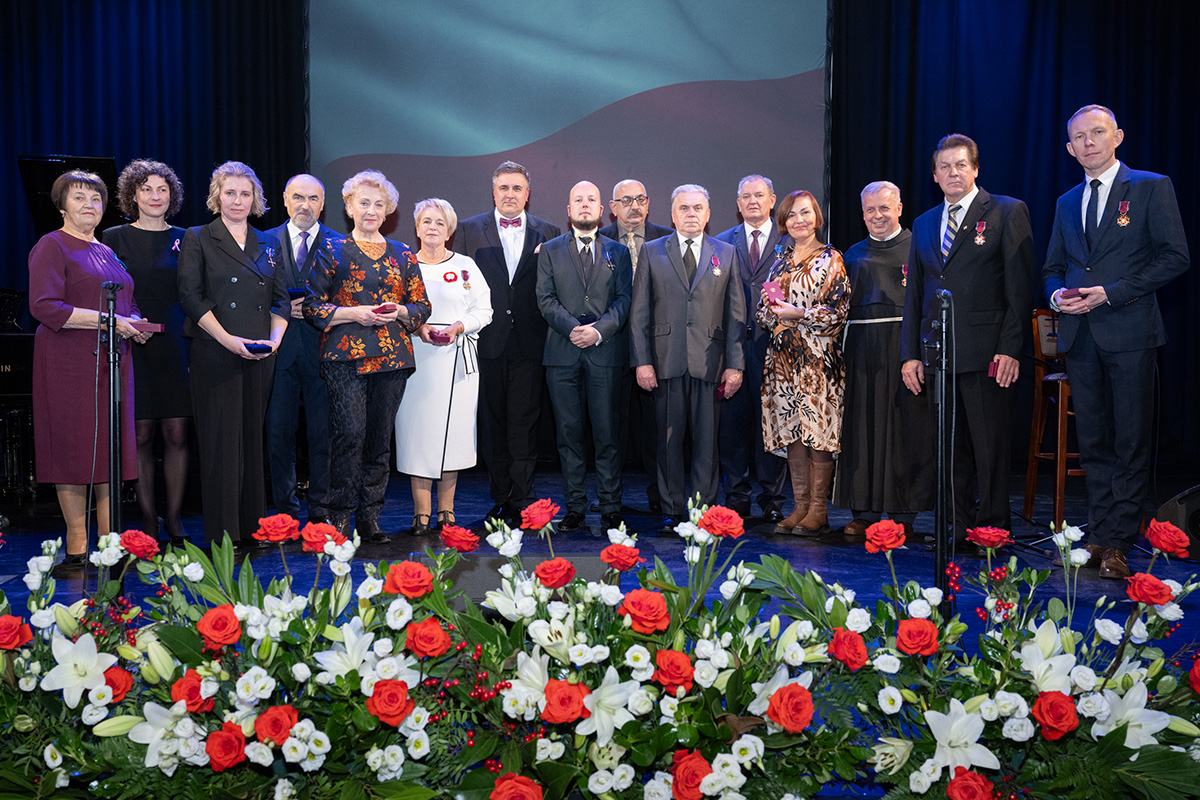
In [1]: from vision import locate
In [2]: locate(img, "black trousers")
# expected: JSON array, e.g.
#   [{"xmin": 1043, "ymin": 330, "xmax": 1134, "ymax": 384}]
[
  {"xmin": 654, "ymin": 374, "xmax": 721, "ymax": 517},
  {"xmin": 323, "ymin": 361, "xmax": 408, "ymax": 526},
  {"xmin": 619, "ymin": 368, "xmax": 659, "ymax": 506},
  {"xmin": 478, "ymin": 350, "xmax": 544, "ymax": 509},
  {"xmin": 266, "ymin": 352, "xmax": 331, "ymax": 519},
  {"xmin": 719, "ymin": 343, "xmax": 786, "ymax": 513},
  {"xmin": 546, "ymin": 358, "xmax": 623, "ymax": 515},
  {"xmin": 189, "ymin": 339, "xmax": 274, "ymax": 544}
]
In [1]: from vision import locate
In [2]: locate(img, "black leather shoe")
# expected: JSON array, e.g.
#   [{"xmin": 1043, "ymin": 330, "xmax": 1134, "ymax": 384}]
[
  {"xmin": 168, "ymin": 535, "xmax": 189, "ymax": 548},
  {"xmin": 409, "ymin": 514, "xmax": 433, "ymax": 536},
  {"xmin": 360, "ymin": 519, "xmax": 389, "ymax": 543},
  {"xmin": 601, "ymin": 511, "xmax": 625, "ymax": 531},
  {"xmin": 763, "ymin": 508, "xmax": 784, "ymax": 524},
  {"xmin": 308, "ymin": 513, "xmax": 330, "ymax": 526},
  {"xmin": 659, "ymin": 516, "xmax": 681, "ymax": 535},
  {"xmin": 648, "ymin": 497, "xmax": 663, "ymax": 515},
  {"xmin": 559, "ymin": 511, "xmax": 587, "ymax": 532},
  {"xmin": 51, "ymin": 552, "xmax": 88, "ymax": 579},
  {"xmin": 485, "ymin": 504, "xmax": 508, "ymax": 523},
  {"xmin": 436, "ymin": 510, "xmax": 456, "ymax": 531},
  {"xmin": 727, "ymin": 501, "xmax": 752, "ymax": 519}
]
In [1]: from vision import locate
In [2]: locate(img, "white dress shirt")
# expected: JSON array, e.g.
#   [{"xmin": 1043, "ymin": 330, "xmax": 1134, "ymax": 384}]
[
  {"xmin": 495, "ymin": 209, "xmax": 527, "ymax": 282},
  {"xmin": 1081, "ymin": 160, "xmax": 1121, "ymax": 230}
]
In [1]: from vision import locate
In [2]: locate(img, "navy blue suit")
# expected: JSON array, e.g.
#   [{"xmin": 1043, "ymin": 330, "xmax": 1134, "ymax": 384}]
[
  {"xmin": 1043, "ymin": 162, "xmax": 1189, "ymax": 552},
  {"xmin": 264, "ymin": 221, "xmax": 333, "ymax": 521},
  {"xmin": 714, "ymin": 223, "xmax": 788, "ymax": 515}
]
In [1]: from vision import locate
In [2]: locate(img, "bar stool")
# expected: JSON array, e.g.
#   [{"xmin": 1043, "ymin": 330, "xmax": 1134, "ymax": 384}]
[{"xmin": 1022, "ymin": 309, "xmax": 1085, "ymax": 530}]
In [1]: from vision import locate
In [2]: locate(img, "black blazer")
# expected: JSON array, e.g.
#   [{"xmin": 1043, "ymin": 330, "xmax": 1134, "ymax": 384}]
[
  {"xmin": 901, "ymin": 188, "xmax": 1035, "ymax": 373},
  {"xmin": 453, "ymin": 211, "xmax": 561, "ymax": 360},
  {"xmin": 178, "ymin": 218, "xmax": 289, "ymax": 341},
  {"xmin": 266, "ymin": 221, "xmax": 335, "ymax": 370},
  {"xmin": 715, "ymin": 222, "xmax": 786, "ymax": 359},
  {"xmin": 536, "ymin": 232, "xmax": 633, "ymax": 368}
]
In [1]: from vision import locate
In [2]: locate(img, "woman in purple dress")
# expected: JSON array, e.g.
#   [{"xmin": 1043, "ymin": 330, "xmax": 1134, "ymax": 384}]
[{"xmin": 29, "ymin": 170, "xmax": 153, "ymax": 573}]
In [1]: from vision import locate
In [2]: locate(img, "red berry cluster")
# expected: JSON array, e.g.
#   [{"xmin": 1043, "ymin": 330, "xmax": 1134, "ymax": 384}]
[
  {"xmin": 154, "ymin": 582, "xmax": 174, "ymax": 598},
  {"xmin": 1163, "ymin": 622, "xmax": 1183, "ymax": 639},
  {"xmin": 483, "ymin": 757, "xmax": 504, "ymax": 773},
  {"xmin": 79, "ymin": 594, "xmax": 144, "ymax": 641},
  {"xmin": 944, "ymin": 563, "xmax": 962, "ymax": 602},
  {"xmin": 519, "ymin": 725, "xmax": 549, "ymax": 746},
  {"xmin": 988, "ymin": 565, "xmax": 1009, "ymax": 582}
]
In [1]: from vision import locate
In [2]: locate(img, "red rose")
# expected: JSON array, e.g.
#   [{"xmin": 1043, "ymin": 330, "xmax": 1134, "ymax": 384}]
[
  {"xmin": 520, "ymin": 499, "xmax": 560, "ymax": 530},
  {"xmin": 120, "ymin": 529, "xmax": 160, "ymax": 560},
  {"xmin": 1031, "ymin": 691, "xmax": 1079, "ymax": 741},
  {"xmin": 1146, "ymin": 519, "xmax": 1190, "ymax": 558},
  {"xmin": 541, "ymin": 678, "xmax": 592, "ymax": 723},
  {"xmin": 864, "ymin": 520, "xmax": 906, "ymax": 553},
  {"xmin": 366, "ymin": 679, "xmax": 416, "ymax": 727},
  {"xmin": 828, "ymin": 627, "xmax": 868, "ymax": 671},
  {"xmin": 671, "ymin": 750, "xmax": 713, "ymax": 800},
  {"xmin": 171, "ymin": 668, "xmax": 214, "ymax": 713},
  {"xmin": 254, "ymin": 514, "xmax": 300, "ymax": 543},
  {"xmin": 653, "ymin": 649, "xmax": 694, "ymax": 696},
  {"xmin": 300, "ymin": 521, "xmax": 347, "ymax": 554},
  {"xmin": 698, "ymin": 505, "xmax": 744, "ymax": 539},
  {"xmin": 617, "ymin": 588, "xmax": 670, "ymax": 634},
  {"xmin": 440, "ymin": 525, "xmax": 479, "ymax": 553},
  {"xmin": 0, "ymin": 614, "xmax": 33, "ymax": 650},
  {"xmin": 1126, "ymin": 572, "xmax": 1174, "ymax": 606},
  {"xmin": 966, "ymin": 526, "xmax": 1012, "ymax": 549},
  {"xmin": 383, "ymin": 561, "xmax": 434, "ymax": 598},
  {"xmin": 945, "ymin": 766, "xmax": 994, "ymax": 800},
  {"xmin": 896, "ymin": 618, "xmax": 939, "ymax": 656},
  {"xmin": 104, "ymin": 666, "xmax": 134, "ymax": 704},
  {"xmin": 534, "ymin": 557, "xmax": 576, "ymax": 589},
  {"xmin": 1190, "ymin": 660, "xmax": 1200, "ymax": 695},
  {"xmin": 197, "ymin": 604, "xmax": 242, "ymax": 650},
  {"xmin": 600, "ymin": 544, "xmax": 646, "ymax": 572},
  {"xmin": 254, "ymin": 704, "xmax": 299, "ymax": 745},
  {"xmin": 490, "ymin": 773, "xmax": 544, "ymax": 800},
  {"xmin": 766, "ymin": 682, "xmax": 814, "ymax": 732},
  {"xmin": 206, "ymin": 721, "xmax": 246, "ymax": 772},
  {"xmin": 405, "ymin": 617, "xmax": 452, "ymax": 658}
]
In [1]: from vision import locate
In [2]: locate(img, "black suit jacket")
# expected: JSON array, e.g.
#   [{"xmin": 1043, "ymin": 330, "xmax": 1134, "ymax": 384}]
[
  {"xmin": 1042, "ymin": 163, "xmax": 1189, "ymax": 353},
  {"xmin": 536, "ymin": 232, "xmax": 633, "ymax": 368},
  {"xmin": 267, "ymin": 221, "xmax": 335, "ymax": 371},
  {"xmin": 178, "ymin": 219, "xmax": 289, "ymax": 341},
  {"xmin": 715, "ymin": 223, "xmax": 785, "ymax": 360},
  {"xmin": 453, "ymin": 211, "xmax": 561, "ymax": 360},
  {"xmin": 901, "ymin": 188, "xmax": 1035, "ymax": 373}
]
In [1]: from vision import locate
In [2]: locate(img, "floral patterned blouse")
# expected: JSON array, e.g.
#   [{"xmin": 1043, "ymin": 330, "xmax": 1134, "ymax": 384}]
[{"xmin": 304, "ymin": 234, "xmax": 431, "ymax": 374}]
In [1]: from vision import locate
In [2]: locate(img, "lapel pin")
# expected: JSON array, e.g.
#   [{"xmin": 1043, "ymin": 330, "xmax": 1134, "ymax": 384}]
[
  {"xmin": 711, "ymin": 254, "xmax": 721, "ymax": 276},
  {"xmin": 973, "ymin": 221, "xmax": 987, "ymax": 246},
  {"xmin": 1117, "ymin": 200, "xmax": 1131, "ymax": 227}
]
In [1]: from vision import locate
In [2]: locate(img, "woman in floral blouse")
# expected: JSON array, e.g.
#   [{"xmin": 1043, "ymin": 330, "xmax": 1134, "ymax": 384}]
[{"xmin": 304, "ymin": 170, "xmax": 430, "ymax": 542}]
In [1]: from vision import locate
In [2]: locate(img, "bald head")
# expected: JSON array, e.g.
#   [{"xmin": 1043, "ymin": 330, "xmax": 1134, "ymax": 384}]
[
  {"xmin": 610, "ymin": 179, "xmax": 649, "ymax": 230},
  {"xmin": 283, "ymin": 174, "xmax": 325, "ymax": 230},
  {"xmin": 568, "ymin": 180, "xmax": 603, "ymax": 232}
]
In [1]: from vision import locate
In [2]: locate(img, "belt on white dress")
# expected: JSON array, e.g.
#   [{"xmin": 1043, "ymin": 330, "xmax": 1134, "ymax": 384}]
[{"xmin": 841, "ymin": 315, "xmax": 903, "ymax": 347}]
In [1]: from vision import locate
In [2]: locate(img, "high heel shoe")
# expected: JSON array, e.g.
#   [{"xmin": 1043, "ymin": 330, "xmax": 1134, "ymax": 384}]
[
  {"xmin": 51, "ymin": 552, "xmax": 88, "ymax": 579},
  {"xmin": 436, "ymin": 510, "xmax": 456, "ymax": 531},
  {"xmin": 409, "ymin": 514, "xmax": 432, "ymax": 536}
]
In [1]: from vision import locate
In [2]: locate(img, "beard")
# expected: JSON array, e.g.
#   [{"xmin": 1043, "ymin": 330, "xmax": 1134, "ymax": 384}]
[{"xmin": 569, "ymin": 215, "xmax": 599, "ymax": 232}]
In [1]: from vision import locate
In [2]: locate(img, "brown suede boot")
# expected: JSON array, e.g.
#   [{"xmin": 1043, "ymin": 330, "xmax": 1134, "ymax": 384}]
[
  {"xmin": 795, "ymin": 459, "xmax": 834, "ymax": 536},
  {"xmin": 775, "ymin": 445, "xmax": 810, "ymax": 534}
]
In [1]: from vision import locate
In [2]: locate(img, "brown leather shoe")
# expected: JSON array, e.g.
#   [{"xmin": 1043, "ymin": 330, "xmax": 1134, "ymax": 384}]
[
  {"xmin": 1053, "ymin": 543, "xmax": 1103, "ymax": 568},
  {"xmin": 1098, "ymin": 548, "xmax": 1131, "ymax": 579},
  {"xmin": 843, "ymin": 518, "xmax": 870, "ymax": 539}
]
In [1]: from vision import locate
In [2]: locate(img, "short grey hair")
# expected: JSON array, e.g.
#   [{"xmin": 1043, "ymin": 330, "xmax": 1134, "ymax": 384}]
[
  {"xmin": 737, "ymin": 174, "xmax": 774, "ymax": 194},
  {"xmin": 860, "ymin": 181, "xmax": 901, "ymax": 203},
  {"xmin": 413, "ymin": 197, "xmax": 458, "ymax": 236},
  {"xmin": 670, "ymin": 184, "xmax": 710, "ymax": 204},
  {"xmin": 611, "ymin": 179, "xmax": 645, "ymax": 200}
]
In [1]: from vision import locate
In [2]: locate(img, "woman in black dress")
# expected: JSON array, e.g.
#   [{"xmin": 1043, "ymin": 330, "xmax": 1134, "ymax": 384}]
[{"xmin": 104, "ymin": 160, "xmax": 190, "ymax": 546}]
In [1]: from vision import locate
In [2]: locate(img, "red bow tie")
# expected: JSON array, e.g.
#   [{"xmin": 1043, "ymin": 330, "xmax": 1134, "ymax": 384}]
[{"xmin": 499, "ymin": 217, "xmax": 522, "ymax": 229}]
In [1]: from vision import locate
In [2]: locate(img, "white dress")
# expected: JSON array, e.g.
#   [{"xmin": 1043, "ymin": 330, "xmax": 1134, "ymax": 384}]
[{"xmin": 394, "ymin": 252, "xmax": 493, "ymax": 478}]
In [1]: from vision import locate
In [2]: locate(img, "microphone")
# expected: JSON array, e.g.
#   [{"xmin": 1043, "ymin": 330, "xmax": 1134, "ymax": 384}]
[
  {"xmin": 936, "ymin": 288, "xmax": 952, "ymax": 306},
  {"xmin": 101, "ymin": 281, "xmax": 123, "ymax": 291}
]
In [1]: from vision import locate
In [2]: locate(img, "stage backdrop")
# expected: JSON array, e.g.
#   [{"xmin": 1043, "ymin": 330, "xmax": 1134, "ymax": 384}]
[{"xmin": 308, "ymin": 0, "xmax": 828, "ymax": 238}]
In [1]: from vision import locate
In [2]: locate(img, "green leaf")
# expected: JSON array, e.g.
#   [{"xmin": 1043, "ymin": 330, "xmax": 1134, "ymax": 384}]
[
  {"xmin": 339, "ymin": 781, "xmax": 370, "ymax": 800},
  {"xmin": 373, "ymin": 784, "xmax": 437, "ymax": 800},
  {"xmin": 155, "ymin": 624, "xmax": 205, "ymax": 667},
  {"xmin": 351, "ymin": 704, "xmax": 378, "ymax": 732},
  {"xmin": 237, "ymin": 558, "xmax": 263, "ymax": 606},
  {"xmin": 211, "ymin": 535, "xmax": 236, "ymax": 600},
  {"xmin": 452, "ymin": 761, "xmax": 502, "ymax": 800},
  {"xmin": 1047, "ymin": 597, "xmax": 1067, "ymax": 623}
]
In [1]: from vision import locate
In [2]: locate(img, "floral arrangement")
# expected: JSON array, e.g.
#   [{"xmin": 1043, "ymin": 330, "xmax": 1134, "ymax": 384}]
[{"xmin": 3, "ymin": 505, "xmax": 1200, "ymax": 800}]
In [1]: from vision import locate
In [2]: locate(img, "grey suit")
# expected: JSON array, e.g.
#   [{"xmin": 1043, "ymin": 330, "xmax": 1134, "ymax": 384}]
[
  {"xmin": 537, "ymin": 232, "xmax": 633, "ymax": 513},
  {"xmin": 629, "ymin": 234, "xmax": 746, "ymax": 515}
]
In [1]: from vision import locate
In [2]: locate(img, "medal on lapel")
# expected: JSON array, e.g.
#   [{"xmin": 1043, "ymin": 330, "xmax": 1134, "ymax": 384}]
[
  {"xmin": 901, "ymin": 263, "xmax": 908, "ymax": 288},
  {"xmin": 974, "ymin": 221, "xmax": 987, "ymax": 245},
  {"xmin": 462, "ymin": 269, "xmax": 471, "ymax": 290},
  {"xmin": 711, "ymin": 255, "xmax": 721, "ymax": 276},
  {"xmin": 603, "ymin": 249, "xmax": 614, "ymax": 270},
  {"xmin": 266, "ymin": 247, "xmax": 277, "ymax": 268},
  {"xmin": 1117, "ymin": 200, "xmax": 1131, "ymax": 227}
]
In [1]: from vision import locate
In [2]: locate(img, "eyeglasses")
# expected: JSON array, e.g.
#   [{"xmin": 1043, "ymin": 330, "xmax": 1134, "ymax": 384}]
[{"xmin": 613, "ymin": 195, "xmax": 648, "ymax": 207}]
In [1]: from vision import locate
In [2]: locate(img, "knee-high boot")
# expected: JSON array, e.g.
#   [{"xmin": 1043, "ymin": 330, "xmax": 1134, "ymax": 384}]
[
  {"xmin": 775, "ymin": 443, "xmax": 810, "ymax": 534},
  {"xmin": 796, "ymin": 458, "xmax": 834, "ymax": 536}
]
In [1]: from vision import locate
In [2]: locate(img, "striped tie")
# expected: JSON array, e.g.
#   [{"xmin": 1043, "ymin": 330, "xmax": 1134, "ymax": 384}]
[{"xmin": 941, "ymin": 203, "xmax": 961, "ymax": 258}]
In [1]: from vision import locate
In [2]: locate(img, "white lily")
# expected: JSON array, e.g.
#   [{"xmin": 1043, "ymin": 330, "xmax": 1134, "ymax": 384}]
[
  {"xmin": 576, "ymin": 665, "xmax": 638, "ymax": 745},
  {"xmin": 526, "ymin": 619, "xmax": 572, "ymax": 663},
  {"xmin": 925, "ymin": 698, "xmax": 1000, "ymax": 772},
  {"xmin": 40, "ymin": 633, "xmax": 118, "ymax": 709},
  {"xmin": 500, "ymin": 647, "xmax": 550, "ymax": 720},
  {"xmin": 1018, "ymin": 644, "xmax": 1076, "ymax": 694},
  {"xmin": 1091, "ymin": 683, "xmax": 1170, "ymax": 748},
  {"xmin": 1024, "ymin": 619, "xmax": 1065, "ymax": 659},
  {"xmin": 313, "ymin": 618, "xmax": 375, "ymax": 679},
  {"xmin": 128, "ymin": 700, "xmax": 189, "ymax": 770}
]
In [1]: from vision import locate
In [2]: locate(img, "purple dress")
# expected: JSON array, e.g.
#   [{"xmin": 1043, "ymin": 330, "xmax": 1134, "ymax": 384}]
[{"xmin": 29, "ymin": 230, "xmax": 137, "ymax": 483}]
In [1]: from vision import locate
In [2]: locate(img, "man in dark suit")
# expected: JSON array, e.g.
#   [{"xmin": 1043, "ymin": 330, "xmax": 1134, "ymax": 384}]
[
  {"xmin": 715, "ymin": 174, "xmax": 788, "ymax": 523},
  {"xmin": 630, "ymin": 184, "xmax": 746, "ymax": 531},
  {"xmin": 901, "ymin": 134, "xmax": 1035, "ymax": 546},
  {"xmin": 537, "ymin": 181, "xmax": 634, "ymax": 531},
  {"xmin": 1043, "ymin": 105, "xmax": 1190, "ymax": 578},
  {"xmin": 265, "ymin": 174, "xmax": 333, "ymax": 528},
  {"xmin": 454, "ymin": 161, "xmax": 561, "ymax": 524},
  {"xmin": 600, "ymin": 179, "xmax": 673, "ymax": 514}
]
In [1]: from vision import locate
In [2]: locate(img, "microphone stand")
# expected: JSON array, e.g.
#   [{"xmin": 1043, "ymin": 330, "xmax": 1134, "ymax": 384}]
[
  {"xmin": 927, "ymin": 289, "xmax": 953, "ymax": 616},
  {"xmin": 102, "ymin": 281, "xmax": 122, "ymax": 535}
]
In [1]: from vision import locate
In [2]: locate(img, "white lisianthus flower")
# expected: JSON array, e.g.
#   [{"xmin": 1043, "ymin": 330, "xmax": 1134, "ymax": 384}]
[
  {"xmin": 783, "ymin": 642, "xmax": 806, "ymax": 666},
  {"xmin": 281, "ymin": 737, "xmax": 309, "ymax": 763},
  {"xmin": 872, "ymin": 653, "xmax": 901, "ymax": 674},
  {"xmin": 547, "ymin": 601, "xmax": 569, "ymax": 620},
  {"xmin": 1094, "ymin": 618, "xmax": 1124, "ymax": 645},
  {"xmin": 979, "ymin": 699, "xmax": 1000, "ymax": 721},
  {"xmin": 846, "ymin": 607, "xmax": 872, "ymax": 633},
  {"xmin": 598, "ymin": 585, "xmax": 624, "ymax": 606},
  {"xmin": 19, "ymin": 676, "xmax": 37, "ymax": 692},
  {"xmin": 291, "ymin": 663, "xmax": 312, "ymax": 682},
  {"xmin": 698, "ymin": 772, "xmax": 726, "ymax": 795},
  {"xmin": 591, "ymin": 645, "xmax": 611, "ymax": 664},
  {"xmin": 81, "ymin": 703, "xmax": 108, "ymax": 725},
  {"xmin": 719, "ymin": 580, "xmax": 741, "ymax": 601},
  {"xmin": 23, "ymin": 572, "xmax": 42, "ymax": 592},
  {"xmin": 329, "ymin": 560, "xmax": 350, "ymax": 577},
  {"xmin": 878, "ymin": 686, "xmax": 903, "ymax": 715},
  {"xmin": 588, "ymin": 770, "xmax": 615, "ymax": 795},
  {"xmin": 181, "ymin": 561, "xmax": 204, "ymax": 582},
  {"xmin": 407, "ymin": 730, "xmax": 430, "ymax": 759},
  {"xmin": 684, "ymin": 545, "xmax": 701, "ymax": 564},
  {"xmin": 1069, "ymin": 548, "xmax": 1092, "ymax": 566},
  {"xmin": 245, "ymin": 742, "xmax": 274, "ymax": 766},
  {"xmin": 711, "ymin": 754, "xmax": 746, "ymax": 789},
  {"xmin": 632, "ymin": 666, "xmax": 654, "ymax": 682},
  {"xmin": 1003, "ymin": 717, "xmax": 1035, "ymax": 742},
  {"xmin": 1130, "ymin": 618, "xmax": 1149, "ymax": 645},
  {"xmin": 383, "ymin": 744, "xmax": 405, "ymax": 770},
  {"xmin": 569, "ymin": 644, "xmax": 594, "ymax": 666},
  {"xmin": 994, "ymin": 691, "xmax": 1029, "ymax": 718},
  {"xmin": 44, "ymin": 743, "xmax": 63, "ymax": 768},
  {"xmin": 693, "ymin": 660, "xmax": 718, "ymax": 688},
  {"xmin": 625, "ymin": 645, "xmax": 651, "ymax": 670},
  {"xmin": 400, "ymin": 707, "xmax": 430, "ymax": 735},
  {"xmin": 732, "ymin": 733, "xmax": 764, "ymax": 764},
  {"xmin": 1052, "ymin": 531, "xmax": 1068, "ymax": 548},
  {"xmin": 535, "ymin": 737, "xmax": 560, "ymax": 762},
  {"xmin": 356, "ymin": 576, "xmax": 383, "ymax": 599},
  {"xmin": 909, "ymin": 770, "xmax": 932, "ymax": 794},
  {"xmin": 923, "ymin": 587, "xmax": 944, "ymax": 606},
  {"xmin": 88, "ymin": 685, "xmax": 113, "ymax": 707},
  {"xmin": 660, "ymin": 696, "xmax": 679, "ymax": 719},
  {"xmin": 645, "ymin": 778, "xmax": 672, "ymax": 800},
  {"xmin": 1076, "ymin": 693, "xmax": 1111, "ymax": 720},
  {"xmin": 907, "ymin": 599, "xmax": 932, "ymax": 619},
  {"xmin": 1070, "ymin": 665, "xmax": 1097, "ymax": 692},
  {"xmin": 30, "ymin": 608, "xmax": 55, "ymax": 629},
  {"xmin": 308, "ymin": 730, "xmax": 331, "ymax": 755},
  {"xmin": 386, "ymin": 598, "xmax": 413, "ymax": 630},
  {"xmin": 613, "ymin": 763, "xmax": 635, "ymax": 790},
  {"xmin": 275, "ymin": 778, "xmax": 296, "ymax": 800},
  {"xmin": 374, "ymin": 656, "xmax": 401, "ymax": 681},
  {"xmin": 627, "ymin": 689, "xmax": 655, "ymax": 716},
  {"xmin": 1062, "ymin": 525, "xmax": 1085, "ymax": 542},
  {"xmin": 1154, "ymin": 602, "xmax": 1185, "ymax": 622}
]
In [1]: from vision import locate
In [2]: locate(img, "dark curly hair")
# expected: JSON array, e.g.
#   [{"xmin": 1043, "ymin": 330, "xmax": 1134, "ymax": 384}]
[{"xmin": 116, "ymin": 159, "xmax": 184, "ymax": 220}]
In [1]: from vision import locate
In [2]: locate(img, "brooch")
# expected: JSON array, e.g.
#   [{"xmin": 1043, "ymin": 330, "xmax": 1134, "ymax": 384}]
[
  {"xmin": 711, "ymin": 254, "xmax": 721, "ymax": 276},
  {"xmin": 266, "ymin": 247, "xmax": 277, "ymax": 268},
  {"xmin": 443, "ymin": 271, "xmax": 458, "ymax": 283},
  {"xmin": 974, "ymin": 221, "xmax": 987, "ymax": 246},
  {"xmin": 461, "ymin": 269, "xmax": 471, "ymax": 290},
  {"xmin": 171, "ymin": 239, "xmax": 181, "ymax": 252},
  {"xmin": 1117, "ymin": 200, "xmax": 1130, "ymax": 227}
]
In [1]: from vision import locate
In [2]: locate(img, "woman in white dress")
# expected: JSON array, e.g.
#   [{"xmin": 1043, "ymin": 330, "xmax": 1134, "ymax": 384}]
[{"xmin": 394, "ymin": 198, "xmax": 492, "ymax": 533}]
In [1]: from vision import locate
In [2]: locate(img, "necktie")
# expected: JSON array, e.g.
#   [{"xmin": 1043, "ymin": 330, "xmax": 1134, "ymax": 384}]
[
  {"xmin": 1085, "ymin": 178, "xmax": 1102, "ymax": 250},
  {"xmin": 499, "ymin": 217, "xmax": 522, "ymax": 229},
  {"xmin": 941, "ymin": 203, "xmax": 961, "ymax": 258},
  {"xmin": 683, "ymin": 238, "xmax": 697, "ymax": 283},
  {"xmin": 626, "ymin": 232, "xmax": 638, "ymax": 271},
  {"xmin": 296, "ymin": 230, "xmax": 309, "ymax": 267},
  {"xmin": 579, "ymin": 235, "xmax": 594, "ymax": 266},
  {"xmin": 750, "ymin": 229, "xmax": 761, "ymax": 265}
]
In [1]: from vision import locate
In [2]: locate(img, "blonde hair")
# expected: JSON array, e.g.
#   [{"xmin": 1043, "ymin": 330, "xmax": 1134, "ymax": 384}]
[
  {"xmin": 206, "ymin": 161, "xmax": 268, "ymax": 216},
  {"xmin": 342, "ymin": 170, "xmax": 399, "ymax": 214},
  {"xmin": 413, "ymin": 197, "xmax": 458, "ymax": 236}
]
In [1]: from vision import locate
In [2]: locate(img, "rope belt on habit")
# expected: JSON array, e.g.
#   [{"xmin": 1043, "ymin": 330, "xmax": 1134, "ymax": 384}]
[{"xmin": 841, "ymin": 315, "xmax": 903, "ymax": 346}]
